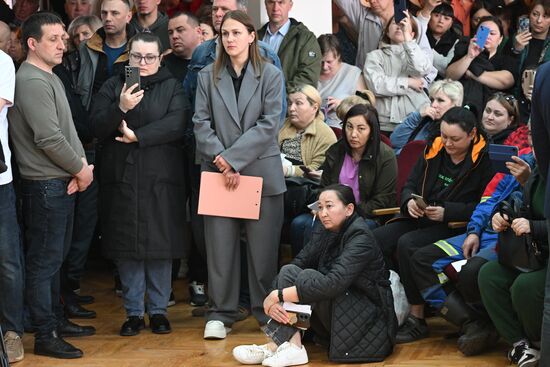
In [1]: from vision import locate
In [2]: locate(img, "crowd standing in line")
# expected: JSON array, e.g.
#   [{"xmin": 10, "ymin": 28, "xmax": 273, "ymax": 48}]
[{"xmin": 0, "ymin": 0, "xmax": 549, "ymax": 366}]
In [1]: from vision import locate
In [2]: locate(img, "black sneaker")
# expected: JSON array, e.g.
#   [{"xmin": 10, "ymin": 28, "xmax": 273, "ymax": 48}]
[
  {"xmin": 114, "ymin": 275, "xmax": 123, "ymax": 297},
  {"xmin": 189, "ymin": 281, "xmax": 208, "ymax": 306},
  {"xmin": 167, "ymin": 292, "xmax": 176, "ymax": 307},
  {"xmin": 34, "ymin": 331, "xmax": 83, "ymax": 359},
  {"xmin": 120, "ymin": 316, "xmax": 145, "ymax": 336},
  {"xmin": 508, "ymin": 340, "xmax": 540, "ymax": 367},
  {"xmin": 396, "ymin": 315, "xmax": 429, "ymax": 344}
]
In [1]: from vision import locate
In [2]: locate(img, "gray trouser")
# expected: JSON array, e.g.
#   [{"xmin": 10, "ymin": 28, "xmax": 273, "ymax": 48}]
[
  {"xmin": 540, "ymin": 218, "xmax": 550, "ymax": 364},
  {"xmin": 264, "ymin": 264, "xmax": 332, "ymax": 345},
  {"xmin": 204, "ymin": 194, "xmax": 283, "ymax": 326}
]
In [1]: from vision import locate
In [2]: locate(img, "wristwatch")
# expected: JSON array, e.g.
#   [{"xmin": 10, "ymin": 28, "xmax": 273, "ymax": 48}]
[{"xmin": 278, "ymin": 289, "xmax": 284, "ymax": 303}]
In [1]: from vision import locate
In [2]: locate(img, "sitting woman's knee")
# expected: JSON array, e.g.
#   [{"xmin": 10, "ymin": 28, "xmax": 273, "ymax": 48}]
[{"xmin": 457, "ymin": 256, "xmax": 487, "ymax": 303}]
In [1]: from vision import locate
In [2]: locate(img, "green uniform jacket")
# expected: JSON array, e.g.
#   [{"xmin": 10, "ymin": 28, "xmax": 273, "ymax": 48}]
[{"xmin": 258, "ymin": 18, "xmax": 322, "ymax": 90}]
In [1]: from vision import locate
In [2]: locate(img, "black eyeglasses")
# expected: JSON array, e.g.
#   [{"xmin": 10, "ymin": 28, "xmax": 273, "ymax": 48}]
[{"xmin": 129, "ymin": 53, "xmax": 160, "ymax": 65}]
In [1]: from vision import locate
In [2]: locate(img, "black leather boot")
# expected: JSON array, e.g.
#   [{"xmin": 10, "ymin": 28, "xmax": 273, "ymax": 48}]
[{"xmin": 58, "ymin": 318, "xmax": 96, "ymax": 337}]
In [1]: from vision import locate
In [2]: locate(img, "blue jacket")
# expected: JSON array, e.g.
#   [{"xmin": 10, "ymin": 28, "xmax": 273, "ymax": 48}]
[
  {"xmin": 466, "ymin": 152, "xmax": 535, "ymax": 236},
  {"xmin": 390, "ymin": 111, "xmax": 434, "ymax": 154}
]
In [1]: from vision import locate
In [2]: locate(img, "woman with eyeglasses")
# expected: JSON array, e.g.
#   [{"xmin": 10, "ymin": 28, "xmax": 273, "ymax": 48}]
[
  {"xmin": 446, "ymin": 16, "xmax": 518, "ymax": 116},
  {"xmin": 91, "ymin": 32, "xmax": 189, "ymax": 336}
]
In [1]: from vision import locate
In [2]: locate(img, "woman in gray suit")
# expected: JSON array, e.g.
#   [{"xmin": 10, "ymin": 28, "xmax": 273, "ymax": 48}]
[{"xmin": 193, "ymin": 10, "xmax": 285, "ymax": 340}]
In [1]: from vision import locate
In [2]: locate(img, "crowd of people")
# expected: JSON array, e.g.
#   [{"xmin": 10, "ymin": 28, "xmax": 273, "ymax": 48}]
[{"xmin": 0, "ymin": 0, "xmax": 549, "ymax": 366}]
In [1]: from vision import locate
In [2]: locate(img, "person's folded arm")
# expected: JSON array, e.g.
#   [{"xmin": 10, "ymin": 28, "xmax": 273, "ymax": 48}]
[{"xmin": 475, "ymin": 70, "xmax": 515, "ymax": 90}]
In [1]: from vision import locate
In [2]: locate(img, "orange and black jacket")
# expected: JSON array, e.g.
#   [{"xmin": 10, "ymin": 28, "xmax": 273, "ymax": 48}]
[{"xmin": 400, "ymin": 135, "xmax": 495, "ymax": 222}]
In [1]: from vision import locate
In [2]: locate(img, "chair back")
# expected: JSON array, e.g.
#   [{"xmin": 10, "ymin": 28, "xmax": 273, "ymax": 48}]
[{"xmin": 396, "ymin": 140, "xmax": 426, "ymax": 201}]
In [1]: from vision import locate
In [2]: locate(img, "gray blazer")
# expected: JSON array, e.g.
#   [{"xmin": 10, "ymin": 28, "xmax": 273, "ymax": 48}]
[{"xmin": 193, "ymin": 61, "xmax": 286, "ymax": 197}]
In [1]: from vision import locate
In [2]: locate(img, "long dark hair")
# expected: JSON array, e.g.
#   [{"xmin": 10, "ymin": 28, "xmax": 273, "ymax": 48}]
[
  {"xmin": 342, "ymin": 104, "xmax": 381, "ymax": 162},
  {"xmin": 213, "ymin": 10, "xmax": 262, "ymax": 81}
]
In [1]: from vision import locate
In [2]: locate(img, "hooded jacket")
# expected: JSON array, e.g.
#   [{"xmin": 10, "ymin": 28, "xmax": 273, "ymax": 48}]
[
  {"xmin": 401, "ymin": 135, "xmax": 494, "ymax": 222},
  {"xmin": 364, "ymin": 41, "xmax": 432, "ymax": 131},
  {"xmin": 91, "ymin": 67, "xmax": 189, "ymax": 260},
  {"xmin": 129, "ymin": 12, "xmax": 170, "ymax": 52},
  {"xmin": 258, "ymin": 18, "xmax": 322, "ymax": 90}
]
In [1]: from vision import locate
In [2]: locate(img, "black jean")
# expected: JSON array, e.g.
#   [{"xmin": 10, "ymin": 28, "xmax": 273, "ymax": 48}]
[{"xmin": 22, "ymin": 178, "xmax": 75, "ymax": 338}]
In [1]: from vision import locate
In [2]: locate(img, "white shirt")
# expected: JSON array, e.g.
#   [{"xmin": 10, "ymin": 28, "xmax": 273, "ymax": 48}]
[
  {"xmin": 0, "ymin": 50, "xmax": 15, "ymax": 185},
  {"xmin": 263, "ymin": 19, "xmax": 291, "ymax": 54}
]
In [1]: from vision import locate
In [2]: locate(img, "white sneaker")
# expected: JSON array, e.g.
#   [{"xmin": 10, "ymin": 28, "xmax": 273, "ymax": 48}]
[
  {"xmin": 233, "ymin": 344, "xmax": 274, "ymax": 364},
  {"xmin": 262, "ymin": 342, "xmax": 308, "ymax": 367},
  {"xmin": 204, "ymin": 320, "xmax": 231, "ymax": 339}
]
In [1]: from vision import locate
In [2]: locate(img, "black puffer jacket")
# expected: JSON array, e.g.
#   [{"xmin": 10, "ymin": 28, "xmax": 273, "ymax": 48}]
[
  {"xmin": 284, "ymin": 214, "xmax": 397, "ymax": 362},
  {"xmin": 91, "ymin": 67, "xmax": 189, "ymax": 260}
]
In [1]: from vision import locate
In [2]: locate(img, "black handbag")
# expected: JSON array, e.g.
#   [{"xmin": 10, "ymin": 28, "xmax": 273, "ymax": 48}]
[
  {"xmin": 0, "ymin": 326, "xmax": 10, "ymax": 367},
  {"xmin": 497, "ymin": 200, "xmax": 544, "ymax": 272},
  {"xmin": 283, "ymin": 177, "xmax": 319, "ymax": 219}
]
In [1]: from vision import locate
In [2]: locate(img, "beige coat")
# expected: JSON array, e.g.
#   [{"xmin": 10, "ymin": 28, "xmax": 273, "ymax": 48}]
[{"xmin": 278, "ymin": 115, "xmax": 337, "ymax": 177}]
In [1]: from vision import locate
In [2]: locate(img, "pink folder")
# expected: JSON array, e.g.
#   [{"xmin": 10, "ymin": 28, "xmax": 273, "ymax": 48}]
[{"xmin": 198, "ymin": 172, "xmax": 263, "ymax": 220}]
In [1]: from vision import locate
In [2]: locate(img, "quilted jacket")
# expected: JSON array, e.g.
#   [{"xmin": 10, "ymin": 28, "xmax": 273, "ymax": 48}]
[{"xmin": 288, "ymin": 213, "xmax": 397, "ymax": 362}]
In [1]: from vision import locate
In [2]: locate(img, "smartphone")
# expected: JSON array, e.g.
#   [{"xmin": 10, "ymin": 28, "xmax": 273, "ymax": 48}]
[
  {"xmin": 475, "ymin": 25, "xmax": 490, "ymax": 49},
  {"xmin": 518, "ymin": 16, "xmax": 530, "ymax": 33},
  {"xmin": 299, "ymin": 165, "xmax": 312, "ymax": 174},
  {"xmin": 394, "ymin": 0, "xmax": 407, "ymax": 23},
  {"xmin": 125, "ymin": 66, "xmax": 141, "ymax": 92},
  {"xmin": 411, "ymin": 193, "xmax": 428, "ymax": 210},
  {"xmin": 488, "ymin": 144, "xmax": 519, "ymax": 174}
]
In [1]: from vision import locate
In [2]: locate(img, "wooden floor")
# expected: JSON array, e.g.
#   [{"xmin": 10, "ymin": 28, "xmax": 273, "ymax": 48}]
[{"xmin": 17, "ymin": 270, "xmax": 512, "ymax": 367}]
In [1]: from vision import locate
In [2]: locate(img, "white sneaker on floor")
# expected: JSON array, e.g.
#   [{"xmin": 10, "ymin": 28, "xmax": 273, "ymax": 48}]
[
  {"xmin": 261, "ymin": 342, "xmax": 308, "ymax": 367},
  {"xmin": 233, "ymin": 344, "xmax": 274, "ymax": 364},
  {"xmin": 203, "ymin": 320, "xmax": 231, "ymax": 339},
  {"xmin": 4, "ymin": 331, "xmax": 24, "ymax": 363}
]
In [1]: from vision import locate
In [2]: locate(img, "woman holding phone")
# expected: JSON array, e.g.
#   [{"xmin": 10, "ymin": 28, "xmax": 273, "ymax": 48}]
[
  {"xmin": 193, "ymin": 10, "xmax": 285, "ymax": 339},
  {"xmin": 446, "ymin": 16, "xmax": 518, "ymax": 116},
  {"xmin": 505, "ymin": 0, "xmax": 550, "ymax": 121},
  {"xmin": 372, "ymin": 107, "xmax": 493, "ymax": 280},
  {"xmin": 91, "ymin": 32, "xmax": 188, "ymax": 336}
]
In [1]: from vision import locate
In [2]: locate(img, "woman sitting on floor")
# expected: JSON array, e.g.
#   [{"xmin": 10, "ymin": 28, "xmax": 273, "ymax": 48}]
[{"xmin": 233, "ymin": 184, "xmax": 397, "ymax": 367}]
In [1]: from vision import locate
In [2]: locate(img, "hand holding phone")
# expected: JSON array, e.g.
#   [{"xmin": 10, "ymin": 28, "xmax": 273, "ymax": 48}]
[
  {"xmin": 394, "ymin": 0, "xmax": 407, "ymax": 23},
  {"xmin": 488, "ymin": 144, "xmax": 519, "ymax": 174},
  {"xmin": 411, "ymin": 193, "xmax": 428, "ymax": 210},
  {"xmin": 474, "ymin": 25, "xmax": 490, "ymax": 49}
]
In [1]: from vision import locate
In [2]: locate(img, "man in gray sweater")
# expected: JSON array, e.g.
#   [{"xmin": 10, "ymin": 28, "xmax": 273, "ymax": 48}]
[{"xmin": 8, "ymin": 12, "xmax": 94, "ymax": 360}]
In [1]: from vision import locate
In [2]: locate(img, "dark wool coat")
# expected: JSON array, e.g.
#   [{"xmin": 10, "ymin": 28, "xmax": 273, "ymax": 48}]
[{"xmin": 91, "ymin": 67, "xmax": 189, "ymax": 260}]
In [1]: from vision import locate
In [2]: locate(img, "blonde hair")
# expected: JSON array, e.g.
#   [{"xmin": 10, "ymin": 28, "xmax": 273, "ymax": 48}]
[
  {"xmin": 428, "ymin": 79, "xmax": 464, "ymax": 106},
  {"xmin": 288, "ymin": 84, "xmax": 322, "ymax": 116},
  {"xmin": 336, "ymin": 90, "xmax": 376, "ymax": 121}
]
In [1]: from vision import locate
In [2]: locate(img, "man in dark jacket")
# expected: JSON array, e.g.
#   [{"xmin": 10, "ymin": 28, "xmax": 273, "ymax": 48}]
[
  {"xmin": 531, "ymin": 60, "xmax": 550, "ymax": 365},
  {"xmin": 258, "ymin": 0, "xmax": 321, "ymax": 90},
  {"xmin": 130, "ymin": 0, "xmax": 170, "ymax": 51},
  {"xmin": 77, "ymin": 0, "xmax": 134, "ymax": 111}
]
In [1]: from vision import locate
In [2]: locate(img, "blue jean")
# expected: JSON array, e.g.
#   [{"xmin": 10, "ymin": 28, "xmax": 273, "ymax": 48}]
[
  {"xmin": 116, "ymin": 259, "xmax": 172, "ymax": 317},
  {"xmin": 21, "ymin": 178, "xmax": 75, "ymax": 338},
  {"xmin": 0, "ymin": 183, "xmax": 24, "ymax": 335},
  {"xmin": 540, "ymin": 218, "xmax": 550, "ymax": 364}
]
